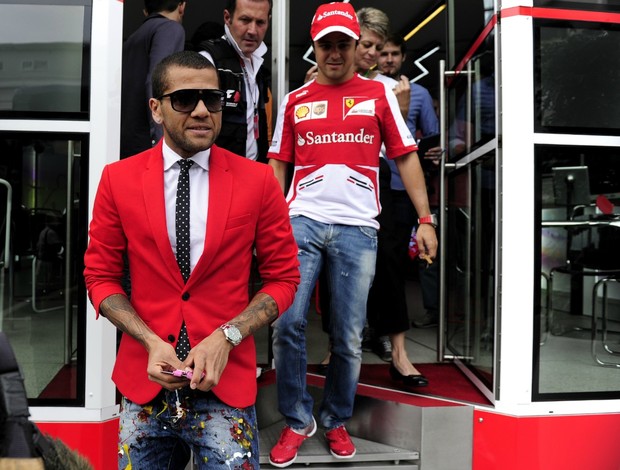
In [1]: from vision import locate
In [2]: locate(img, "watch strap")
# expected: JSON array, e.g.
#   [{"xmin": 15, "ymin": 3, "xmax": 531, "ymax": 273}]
[{"xmin": 418, "ymin": 214, "xmax": 438, "ymax": 228}]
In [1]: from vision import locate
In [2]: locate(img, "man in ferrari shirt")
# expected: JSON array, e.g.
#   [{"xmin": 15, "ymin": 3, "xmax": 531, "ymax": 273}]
[{"xmin": 266, "ymin": 2, "xmax": 437, "ymax": 467}]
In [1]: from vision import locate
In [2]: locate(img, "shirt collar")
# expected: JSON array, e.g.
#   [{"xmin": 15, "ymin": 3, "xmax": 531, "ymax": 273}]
[
  {"xmin": 223, "ymin": 24, "xmax": 268, "ymax": 63},
  {"xmin": 162, "ymin": 140, "xmax": 211, "ymax": 172}
]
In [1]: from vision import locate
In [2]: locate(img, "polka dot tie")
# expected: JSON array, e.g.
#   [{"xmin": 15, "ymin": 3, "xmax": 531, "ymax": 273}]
[{"xmin": 175, "ymin": 159, "xmax": 193, "ymax": 360}]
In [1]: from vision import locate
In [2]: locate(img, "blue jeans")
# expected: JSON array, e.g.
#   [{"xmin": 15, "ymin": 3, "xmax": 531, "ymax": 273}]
[
  {"xmin": 272, "ymin": 216, "xmax": 377, "ymax": 431},
  {"xmin": 118, "ymin": 389, "xmax": 259, "ymax": 469}
]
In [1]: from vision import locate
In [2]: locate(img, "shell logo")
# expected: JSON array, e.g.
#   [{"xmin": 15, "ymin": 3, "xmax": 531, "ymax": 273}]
[{"xmin": 295, "ymin": 105, "xmax": 310, "ymax": 119}]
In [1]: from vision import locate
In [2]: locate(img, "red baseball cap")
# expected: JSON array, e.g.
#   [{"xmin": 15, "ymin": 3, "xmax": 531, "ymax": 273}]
[{"xmin": 310, "ymin": 2, "xmax": 360, "ymax": 42}]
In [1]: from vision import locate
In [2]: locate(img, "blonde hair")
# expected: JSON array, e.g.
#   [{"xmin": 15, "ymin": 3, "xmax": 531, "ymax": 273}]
[{"xmin": 356, "ymin": 7, "xmax": 390, "ymax": 41}]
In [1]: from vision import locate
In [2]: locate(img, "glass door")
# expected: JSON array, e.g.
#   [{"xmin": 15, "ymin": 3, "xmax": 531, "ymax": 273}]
[
  {"xmin": 439, "ymin": 1, "xmax": 498, "ymax": 401},
  {"xmin": 0, "ymin": 134, "xmax": 87, "ymax": 403},
  {"xmin": 443, "ymin": 151, "xmax": 496, "ymax": 394}
]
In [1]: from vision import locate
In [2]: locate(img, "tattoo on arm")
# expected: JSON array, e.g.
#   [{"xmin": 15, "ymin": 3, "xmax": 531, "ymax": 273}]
[
  {"xmin": 100, "ymin": 294, "xmax": 157, "ymax": 348},
  {"xmin": 229, "ymin": 293, "xmax": 278, "ymax": 338}
]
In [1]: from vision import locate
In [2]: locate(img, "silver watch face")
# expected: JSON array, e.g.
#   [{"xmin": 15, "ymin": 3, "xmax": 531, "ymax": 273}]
[{"xmin": 222, "ymin": 325, "xmax": 242, "ymax": 345}]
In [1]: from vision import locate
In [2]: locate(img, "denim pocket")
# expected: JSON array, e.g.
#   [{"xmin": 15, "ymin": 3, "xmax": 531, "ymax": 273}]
[{"xmin": 357, "ymin": 225, "xmax": 378, "ymax": 240}]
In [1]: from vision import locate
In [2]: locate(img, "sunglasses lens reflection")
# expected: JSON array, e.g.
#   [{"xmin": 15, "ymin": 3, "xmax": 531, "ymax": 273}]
[
  {"xmin": 171, "ymin": 90, "xmax": 198, "ymax": 112},
  {"xmin": 170, "ymin": 90, "xmax": 224, "ymax": 113}
]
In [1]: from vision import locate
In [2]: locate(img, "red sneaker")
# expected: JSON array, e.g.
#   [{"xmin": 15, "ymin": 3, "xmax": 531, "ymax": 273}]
[
  {"xmin": 269, "ymin": 419, "xmax": 317, "ymax": 468},
  {"xmin": 325, "ymin": 425, "xmax": 356, "ymax": 459}
]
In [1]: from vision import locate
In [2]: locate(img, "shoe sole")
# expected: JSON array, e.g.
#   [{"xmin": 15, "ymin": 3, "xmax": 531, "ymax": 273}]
[
  {"xmin": 269, "ymin": 456, "xmax": 297, "ymax": 468},
  {"xmin": 330, "ymin": 449, "xmax": 357, "ymax": 459},
  {"xmin": 306, "ymin": 417, "xmax": 318, "ymax": 438}
]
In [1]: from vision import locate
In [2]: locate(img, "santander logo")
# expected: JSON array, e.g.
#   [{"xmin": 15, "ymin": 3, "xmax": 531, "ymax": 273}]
[
  {"xmin": 297, "ymin": 128, "xmax": 376, "ymax": 146},
  {"xmin": 317, "ymin": 10, "xmax": 354, "ymax": 21}
]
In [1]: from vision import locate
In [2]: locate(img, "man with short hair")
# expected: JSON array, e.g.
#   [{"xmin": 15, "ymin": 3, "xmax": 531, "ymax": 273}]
[
  {"xmin": 267, "ymin": 4, "xmax": 437, "ymax": 467},
  {"xmin": 377, "ymin": 34, "xmax": 439, "ymax": 140},
  {"xmin": 85, "ymin": 50, "xmax": 299, "ymax": 469},
  {"xmin": 198, "ymin": 0, "xmax": 272, "ymax": 162},
  {"xmin": 377, "ymin": 33, "xmax": 405, "ymax": 79},
  {"xmin": 121, "ymin": 0, "xmax": 187, "ymax": 159}
]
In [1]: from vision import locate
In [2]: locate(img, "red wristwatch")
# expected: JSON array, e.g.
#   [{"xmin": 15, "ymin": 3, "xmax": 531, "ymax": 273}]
[{"xmin": 418, "ymin": 214, "xmax": 438, "ymax": 228}]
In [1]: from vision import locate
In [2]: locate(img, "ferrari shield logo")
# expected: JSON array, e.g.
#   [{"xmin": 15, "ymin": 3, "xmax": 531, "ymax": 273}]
[{"xmin": 343, "ymin": 97, "xmax": 375, "ymax": 119}]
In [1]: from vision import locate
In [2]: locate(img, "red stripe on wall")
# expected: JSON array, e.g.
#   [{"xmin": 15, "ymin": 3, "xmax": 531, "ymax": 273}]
[
  {"xmin": 452, "ymin": 6, "xmax": 620, "ymax": 78},
  {"xmin": 502, "ymin": 6, "xmax": 620, "ymax": 24},
  {"xmin": 453, "ymin": 16, "xmax": 497, "ymax": 77}
]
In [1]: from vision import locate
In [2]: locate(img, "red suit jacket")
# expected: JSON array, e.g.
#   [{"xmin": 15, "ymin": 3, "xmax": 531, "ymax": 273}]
[{"xmin": 84, "ymin": 142, "xmax": 299, "ymax": 407}]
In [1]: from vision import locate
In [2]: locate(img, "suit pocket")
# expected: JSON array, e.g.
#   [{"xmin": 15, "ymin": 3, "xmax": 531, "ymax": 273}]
[{"xmin": 226, "ymin": 213, "xmax": 251, "ymax": 230}]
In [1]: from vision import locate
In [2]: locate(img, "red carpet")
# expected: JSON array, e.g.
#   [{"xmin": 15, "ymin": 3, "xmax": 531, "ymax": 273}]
[
  {"xmin": 355, "ymin": 363, "xmax": 492, "ymax": 406},
  {"xmin": 260, "ymin": 363, "xmax": 492, "ymax": 407}
]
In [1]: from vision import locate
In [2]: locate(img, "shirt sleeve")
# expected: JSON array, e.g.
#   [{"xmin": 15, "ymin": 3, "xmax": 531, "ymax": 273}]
[
  {"xmin": 83, "ymin": 166, "xmax": 129, "ymax": 316},
  {"xmin": 379, "ymin": 83, "xmax": 418, "ymax": 159},
  {"xmin": 253, "ymin": 166, "xmax": 300, "ymax": 314},
  {"xmin": 267, "ymin": 93, "xmax": 294, "ymax": 163},
  {"xmin": 417, "ymin": 86, "xmax": 440, "ymax": 137}
]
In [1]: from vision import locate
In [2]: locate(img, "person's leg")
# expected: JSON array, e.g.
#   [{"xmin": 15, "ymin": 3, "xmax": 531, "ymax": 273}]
[
  {"xmin": 366, "ymin": 162, "xmax": 400, "ymax": 361},
  {"xmin": 319, "ymin": 224, "xmax": 377, "ymax": 430},
  {"xmin": 318, "ymin": 267, "xmax": 331, "ymax": 333},
  {"xmin": 389, "ymin": 190, "xmax": 430, "ymax": 378},
  {"xmin": 317, "ymin": 267, "xmax": 332, "ymax": 371},
  {"xmin": 118, "ymin": 394, "xmax": 191, "ymax": 470},
  {"xmin": 369, "ymin": 186, "xmax": 410, "ymax": 339},
  {"xmin": 390, "ymin": 331, "xmax": 425, "ymax": 377},
  {"xmin": 272, "ymin": 216, "xmax": 325, "ymax": 430},
  {"xmin": 182, "ymin": 392, "xmax": 259, "ymax": 469}
]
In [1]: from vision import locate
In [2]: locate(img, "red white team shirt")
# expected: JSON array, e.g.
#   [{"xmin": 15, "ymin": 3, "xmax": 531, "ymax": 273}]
[{"xmin": 268, "ymin": 74, "xmax": 417, "ymax": 229}]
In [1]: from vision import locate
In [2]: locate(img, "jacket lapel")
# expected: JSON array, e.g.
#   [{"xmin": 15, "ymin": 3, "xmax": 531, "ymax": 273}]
[
  {"xmin": 189, "ymin": 146, "xmax": 232, "ymax": 285},
  {"xmin": 143, "ymin": 146, "xmax": 184, "ymax": 287}
]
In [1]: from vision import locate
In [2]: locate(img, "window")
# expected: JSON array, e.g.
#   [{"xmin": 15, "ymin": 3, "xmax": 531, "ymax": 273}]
[
  {"xmin": 534, "ymin": 144, "xmax": 620, "ymax": 400},
  {"xmin": 534, "ymin": 20, "xmax": 620, "ymax": 135},
  {"xmin": 0, "ymin": 133, "xmax": 89, "ymax": 405},
  {"xmin": 0, "ymin": 0, "xmax": 91, "ymax": 118}
]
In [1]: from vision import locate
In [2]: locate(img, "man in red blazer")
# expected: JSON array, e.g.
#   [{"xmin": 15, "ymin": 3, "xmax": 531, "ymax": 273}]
[{"xmin": 84, "ymin": 51, "xmax": 299, "ymax": 469}]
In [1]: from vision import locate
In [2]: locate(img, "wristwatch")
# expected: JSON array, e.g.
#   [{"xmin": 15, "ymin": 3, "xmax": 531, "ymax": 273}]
[
  {"xmin": 418, "ymin": 214, "xmax": 438, "ymax": 228},
  {"xmin": 220, "ymin": 324, "xmax": 242, "ymax": 346}
]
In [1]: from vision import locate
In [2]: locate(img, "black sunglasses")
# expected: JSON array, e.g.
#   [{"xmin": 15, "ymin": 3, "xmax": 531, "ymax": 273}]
[{"xmin": 158, "ymin": 89, "xmax": 225, "ymax": 113}]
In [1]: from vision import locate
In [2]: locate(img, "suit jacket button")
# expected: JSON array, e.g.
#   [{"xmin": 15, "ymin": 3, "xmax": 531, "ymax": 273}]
[
  {"xmin": 182, "ymin": 292, "xmax": 190, "ymax": 301},
  {"xmin": 167, "ymin": 334, "xmax": 175, "ymax": 342}
]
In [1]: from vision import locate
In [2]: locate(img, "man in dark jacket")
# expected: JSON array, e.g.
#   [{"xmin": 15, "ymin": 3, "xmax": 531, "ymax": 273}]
[
  {"xmin": 120, "ymin": 0, "xmax": 187, "ymax": 159},
  {"xmin": 198, "ymin": 0, "xmax": 272, "ymax": 163}
]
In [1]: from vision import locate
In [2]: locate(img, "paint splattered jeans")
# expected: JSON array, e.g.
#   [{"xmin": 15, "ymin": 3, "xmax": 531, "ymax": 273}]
[{"xmin": 118, "ymin": 388, "xmax": 259, "ymax": 469}]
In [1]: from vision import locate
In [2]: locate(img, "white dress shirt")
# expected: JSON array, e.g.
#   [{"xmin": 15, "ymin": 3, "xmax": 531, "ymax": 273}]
[{"xmin": 162, "ymin": 141, "xmax": 210, "ymax": 274}]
